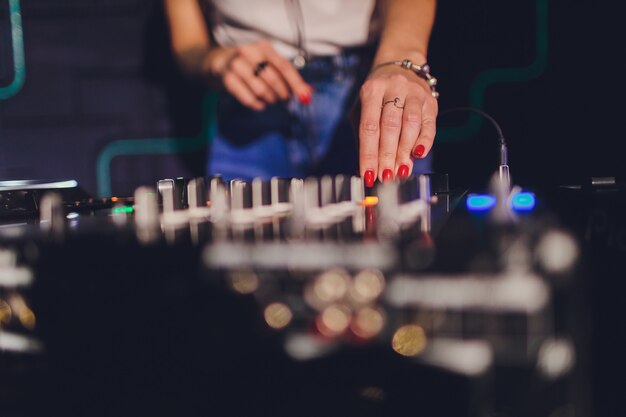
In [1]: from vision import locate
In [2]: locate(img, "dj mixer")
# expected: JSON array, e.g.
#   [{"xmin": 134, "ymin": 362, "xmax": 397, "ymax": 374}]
[{"xmin": 0, "ymin": 173, "xmax": 583, "ymax": 417}]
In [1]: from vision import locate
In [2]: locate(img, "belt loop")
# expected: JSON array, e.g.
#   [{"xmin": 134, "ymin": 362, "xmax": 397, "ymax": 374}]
[{"xmin": 334, "ymin": 53, "xmax": 345, "ymax": 81}]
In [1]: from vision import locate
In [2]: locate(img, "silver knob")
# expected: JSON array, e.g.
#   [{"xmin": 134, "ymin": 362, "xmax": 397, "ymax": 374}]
[
  {"xmin": 39, "ymin": 192, "xmax": 65, "ymax": 240},
  {"xmin": 187, "ymin": 177, "xmax": 207, "ymax": 209},
  {"xmin": 134, "ymin": 186, "xmax": 160, "ymax": 244},
  {"xmin": 418, "ymin": 175, "xmax": 431, "ymax": 232}
]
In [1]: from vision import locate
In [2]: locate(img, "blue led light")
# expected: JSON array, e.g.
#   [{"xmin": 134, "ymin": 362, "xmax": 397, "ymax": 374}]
[
  {"xmin": 466, "ymin": 194, "xmax": 497, "ymax": 211},
  {"xmin": 511, "ymin": 192, "xmax": 536, "ymax": 211}
]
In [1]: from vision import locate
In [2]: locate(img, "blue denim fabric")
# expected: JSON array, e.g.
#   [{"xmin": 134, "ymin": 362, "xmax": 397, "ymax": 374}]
[{"xmin": 207, "ymin": 52, "xmax": 432, "ymax": 180}]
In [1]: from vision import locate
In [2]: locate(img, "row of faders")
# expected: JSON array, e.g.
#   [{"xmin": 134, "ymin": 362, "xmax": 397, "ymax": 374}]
[{"xmin": 140, "ymin": 174, "xmax": 438, "ymax": 246}]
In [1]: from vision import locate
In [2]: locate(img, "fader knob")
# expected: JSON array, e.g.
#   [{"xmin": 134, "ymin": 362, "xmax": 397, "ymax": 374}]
[
  {"xmin": 39, "ymin": 192, "xmax": 65, "ymax": 240},
  {"xmin": 187, "ymin": 177, "xmax": 207, "ymax": 209},
  {"xmin": 134, "ymin": 186, "xmax": 160, "ymax": 244},
  {"xmin": 418, "ymin": 174, "xmax": 431, "ymax": 232},
  {"xmin": 320, "ymin": 175, "xmax": 334, "ymax": 206},
  {"xmin": 157, "ymin": 179, "xmax": 176, "ymax": 213}
]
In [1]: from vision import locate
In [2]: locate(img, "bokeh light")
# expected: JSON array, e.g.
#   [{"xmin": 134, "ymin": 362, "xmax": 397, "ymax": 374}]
[
  {"xmin": 264, "ymin": 302, "xmax": 293, "ymax": 330},
  {"xmin": 350, "ymin": 307, "xmax": 385, "ymax": 339},
  {"xmin": 0, "ymin": 298, "xmax": 12, "ymax": 325},
  {"xmin": 349, "ymin": 268, "xmax": 385, "ymax": 305},
  {"xmin": 305, "ymin": 268, "xmax": 351, "ymax": 310},
  {"xmin": 229, "ymin": 270, "xmax": 260, "ymax": 294},
  {"xmin": 316, "ymin": 304, "xmax": 351, "ymax": 337},
  {"xmin": 392, "ymin": 324, "xmax": 427, "ymax": 357}
]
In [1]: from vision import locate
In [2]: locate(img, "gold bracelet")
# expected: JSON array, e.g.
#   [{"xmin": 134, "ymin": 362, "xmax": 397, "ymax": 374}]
[{"xmin": 371, "ymin": 59, "xmax": 439, "ymax": 99}]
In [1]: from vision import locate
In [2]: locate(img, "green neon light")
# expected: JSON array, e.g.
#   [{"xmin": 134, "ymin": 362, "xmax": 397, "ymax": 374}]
[
  {"xmin": 0, "ymin": 0, "xmax": 26, "ymax": 99},
  {"xmin": 96, "ymin": 94, "xmax": 217, "ymax": 197},
  {"xmin": 113, "ymin": 206, "xmax": 134, "ymax": 214},
  {"xmin": 96, "ymin": 136, "xmax": 206, "ymax": 197},
  {"xmin": 437, "ymin": 0, "xmax": 548, "ymax": 142}
]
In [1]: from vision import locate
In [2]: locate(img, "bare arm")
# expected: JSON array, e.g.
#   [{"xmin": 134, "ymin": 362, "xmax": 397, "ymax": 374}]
[
  {"xmin": 373, "ymin": 0, "xmax": 436, "ymax": 66},
  {"xmin": 163, "ymin": 0, "xmax": 214, "ymax": 78}
]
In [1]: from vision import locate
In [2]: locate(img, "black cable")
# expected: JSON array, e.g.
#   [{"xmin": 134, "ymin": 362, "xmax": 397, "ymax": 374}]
[{"xmin": 439, "ymin": 106, "xmax": 508, "ymax": 166}]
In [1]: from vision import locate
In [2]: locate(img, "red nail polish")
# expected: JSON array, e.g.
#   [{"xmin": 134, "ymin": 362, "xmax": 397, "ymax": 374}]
[
  {"xmin": 364, "ymin": 170, "xmax": 375, "ymax": 188},
  {"xmin": 397, "ymin": 164, "xmax": 409, "ymax": 179},
  {"xmin": 382, "ymin": 169, "xmax": 393, "ymax": 183},
  {"xmin": 413, "ymin": 144, "xmax": 425, "ymax": 158},
  {"xmin": 298, "ymin": 92, "xmax": 311, "ymax": 105}
]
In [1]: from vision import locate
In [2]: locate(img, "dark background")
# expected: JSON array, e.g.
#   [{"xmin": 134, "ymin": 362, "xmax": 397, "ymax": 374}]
[
  {"xmin": 2, "ymin": 2, "xmax": 626, "ymax": 416},
  {"xmin": 0, "ymin": 0, "xmax": 624, "ymax": 197}
]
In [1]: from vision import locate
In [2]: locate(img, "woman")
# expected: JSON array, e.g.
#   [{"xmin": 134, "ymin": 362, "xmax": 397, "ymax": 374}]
[{"xmin": 164, "ymin": 0, "xmax": 438, "ymax": 187}]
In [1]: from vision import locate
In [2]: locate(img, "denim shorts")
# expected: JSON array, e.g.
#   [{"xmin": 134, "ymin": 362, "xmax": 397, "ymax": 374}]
[{"xmin": 207, "ymin": 51, "xmax": 432, "ymax": 180}]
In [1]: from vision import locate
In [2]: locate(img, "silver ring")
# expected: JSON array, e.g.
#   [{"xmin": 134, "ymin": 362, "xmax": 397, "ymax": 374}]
[
  {"xmin": 382, "ymin": 97, "xmax": 404, "ymax": 109},
  {"xmin": 254, "ymin": 60, "xmax": 269, "ymax": 77}
]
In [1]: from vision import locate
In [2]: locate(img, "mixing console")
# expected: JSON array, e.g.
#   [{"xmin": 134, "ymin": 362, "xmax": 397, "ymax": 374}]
[{"xmin": 0, "ymin": 173, "xmax": 581, "ymax": 417}]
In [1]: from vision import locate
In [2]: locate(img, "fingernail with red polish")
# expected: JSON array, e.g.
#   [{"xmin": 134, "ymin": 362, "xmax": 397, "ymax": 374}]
[
  {"xmin": 382, "ymin": 169, "xmax": 393, "ymax": 183},
  {"xmin": 364, "ymin": 170, "xmax": 375, "ymax": 188},
  {"xmin": 397, "ymin": 164, "xmax": 409, "ymax": 179},
  {"xmin": 413, "ymin": 144, "xmax": 425, "ymax": 158},
  {"xmin": 298, "ymin": 91, "xmax": 311, "ymax": 105}
]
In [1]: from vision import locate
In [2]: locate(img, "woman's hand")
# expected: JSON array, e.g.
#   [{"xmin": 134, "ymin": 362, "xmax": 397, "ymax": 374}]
[
  {"xmin": 358, "ymin": 64, "xmax": 438, "ymax": 186},
  {"xmin": 205, "ymin": 41, "xmax": 313, "ymax": 111}
]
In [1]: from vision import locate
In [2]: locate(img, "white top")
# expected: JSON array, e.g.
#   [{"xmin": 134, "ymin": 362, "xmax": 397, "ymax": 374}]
[{"xmin": 208, "ymin": 0, "xmax": 379, "ymax": 57}]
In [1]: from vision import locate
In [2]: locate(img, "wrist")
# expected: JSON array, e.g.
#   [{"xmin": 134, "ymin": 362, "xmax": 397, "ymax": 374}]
[
  {"xmin": 203, "ymin": 46, "xmax": 238, "ymax": 77},
  {"xmin": 370, "ymin": 58, "xmax": 439, "ymax": 99},
  {"xmin": 373, "ymin": 49, "xmax": 427, "ymax": 68}
]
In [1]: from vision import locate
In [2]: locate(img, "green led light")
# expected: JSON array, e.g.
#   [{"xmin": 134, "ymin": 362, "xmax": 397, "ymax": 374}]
[{"xmin": 113, "ymin": 206, "xmax": 134, "ymax": 214}]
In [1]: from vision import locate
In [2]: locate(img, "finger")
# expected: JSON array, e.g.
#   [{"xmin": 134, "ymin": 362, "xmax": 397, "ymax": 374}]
[
  {"xmin": 258, "ymin": 41, "xmax": 313, "ymax": 99},
  {"xmin": 237, "ymin": 43, "xmax": 290, "ymax": 101},
  {"xmin": 378, "ymin": 96, "xmax": 405, "ymax": 182},
  {"xmin": 358, "ymin": 85, "xmax": 385, "ymax": 187},
  {"xmin": 412, "ymin": 97, "xmax": 438, "ymax": 159},
  {"xmin": 230, "ymin": 56, "xmax": 278, "ymax": 104},
  {"xmin": 258, "ymin": 65, "xmax": 290, "ymax": 101},
  {"xmin": 395, "ymin": 95, "xmax": 423, "ymax": 178},
  {"xmin": 222, "ymin": 71, "xmax": 265, "ymax": 111}
]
